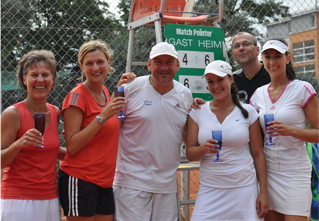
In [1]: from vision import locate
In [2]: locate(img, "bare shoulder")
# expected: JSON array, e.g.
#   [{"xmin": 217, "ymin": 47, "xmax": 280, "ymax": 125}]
[
  {"xmin": 2, "ymin": 106, "xmax": 20, "ymax": 123},
  {"xmin": 53, "ymin": 105, "xmax": 61, "ymax": 115},
  {"xmin": 53, "ymin": 105, "xmax": 61, "ymax": 122},
  {"xmin": 1, "ymin": 106, "xmax": 21, "ymax": 149}
]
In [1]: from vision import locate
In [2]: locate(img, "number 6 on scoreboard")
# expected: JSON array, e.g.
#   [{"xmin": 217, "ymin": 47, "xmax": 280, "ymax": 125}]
[
  {"xmin": 184, "ymin": 78, "xmax": 189, "ymax": 88},
  {"xmin": 205, "ymin": 55, "xmax": 210, "ymax": 66}
]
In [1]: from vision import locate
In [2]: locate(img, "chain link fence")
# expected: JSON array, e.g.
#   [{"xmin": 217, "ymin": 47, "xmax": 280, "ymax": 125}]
[{"xmin": 1, "ymin": 0, "xmax": 318, "ymax": 220}]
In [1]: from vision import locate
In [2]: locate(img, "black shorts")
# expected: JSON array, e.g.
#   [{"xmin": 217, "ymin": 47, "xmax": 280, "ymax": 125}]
[{"xmin": 58, "ymin": 169, "xmax": 114, "ymax": 217}]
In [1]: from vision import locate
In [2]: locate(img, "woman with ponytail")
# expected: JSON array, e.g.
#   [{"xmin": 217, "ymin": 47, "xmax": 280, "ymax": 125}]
[
  {"xmin": 186, "ymin": 60, "xmax": 268, "ymax": 221},
  {"xmin": 250, "ymin": 38, "xmax": 319, "ymax": 221}
]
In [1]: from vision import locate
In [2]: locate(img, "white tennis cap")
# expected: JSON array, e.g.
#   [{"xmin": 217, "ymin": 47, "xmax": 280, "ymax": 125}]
[
  {"xmin": 149, "ymin": 42, "xmax": 178, "ymax": 59},
  {"xmin": 202, "ymin": 60, "xmax": 232, "ymax": 78},
  {"xmin": 261, "ymin": 40, "xmax": 288, "ymax": 54}
]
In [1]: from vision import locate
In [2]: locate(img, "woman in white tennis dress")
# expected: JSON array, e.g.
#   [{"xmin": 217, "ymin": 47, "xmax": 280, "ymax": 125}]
[
  {"xmin": 187, "ymin": 60, "xmax": 269, "ymax": 221},
  {"xmin": 250, "ymin": 38, "xmax": 319, "ymax": 221}
]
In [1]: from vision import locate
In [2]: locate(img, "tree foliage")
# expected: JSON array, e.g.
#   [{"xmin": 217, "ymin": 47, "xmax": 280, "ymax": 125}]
[
  {"xmin": 1, "ymin": 0, "xmax": 119, "ymax": 72},
  {"xmin": 2, "ymin": 0, "xmax": 290, "ymax": 74},
  {"xmin": 193, "ymin": 0, "xmax": 290, "ymax": 70},
  {"xmin": 31, "ymin": 0, "xmax": 87, "ymax": 71},
  {"xmin": 1, "ymin": 0, "xmax": 36, "ymax": 71},
  {"xmin": 194, "ymin": 0, "xmax": 290, "ymax": 38},
  {"xmin": 117, "ymin": 0, "xmax": 158, "ymax": 77},
  {"xmin": 118, "ymin": 0, "xmax": 131, "ymax": 25},
  {"xmin": 1, "ymin": 0, "xmax": 126, "ymax": 112}
]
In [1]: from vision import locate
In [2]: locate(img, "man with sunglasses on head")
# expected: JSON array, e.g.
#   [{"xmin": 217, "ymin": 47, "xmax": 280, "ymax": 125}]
[{"xmin": 232, "ymin": 32, "xmax": 270, "ymax": 104}]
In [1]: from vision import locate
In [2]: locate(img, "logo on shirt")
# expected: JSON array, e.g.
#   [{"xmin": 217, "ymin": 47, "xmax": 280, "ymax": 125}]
[
  {"xmin": 238, "ymin": 90, "xmax": 248, "ymax": 103},
  {"xmin": 235, "ymin": 119, "xmax": 240, "ymax": 121},
  {"xmin": 70, "ymin": 92, "xmax": 80, "ymax": 106},
  {"xmin": 175, "ymin": 103, "xmax": 181, "ymax": 109},
  {"xmin": 144, "ymin": 100, "xmax": 152, "ymax": 106},
  {"xmin": 270, "ymin": 106, "xmax": 276, "ymax": 110}
]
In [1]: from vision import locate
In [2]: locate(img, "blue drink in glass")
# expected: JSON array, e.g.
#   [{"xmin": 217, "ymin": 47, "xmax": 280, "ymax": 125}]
[
  {"xmin": 114, "ymin": 86, "xmax": 126, "ymax": 119},
  {"xmin": 212, "ymin": 130, "xmax": 223, "ymax": 162},
  {"xmin": 264, "ymin": 114, "xmax": 276, "ymax": 145}
]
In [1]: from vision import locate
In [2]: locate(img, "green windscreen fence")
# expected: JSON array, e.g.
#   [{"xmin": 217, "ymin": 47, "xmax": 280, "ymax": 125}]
[
  {"xmin": 1, "ymin": 72, "xmax": 74, "ymax": 91},
  {"xmin": 1, "ymin": 72, "xmax": 18, "ymax": 91}
]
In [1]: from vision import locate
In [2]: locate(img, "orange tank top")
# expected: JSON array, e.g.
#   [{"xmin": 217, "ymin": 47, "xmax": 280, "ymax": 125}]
[{"xmin": 1, "ymin": 102, "xmax": 60, "ymax": 200}]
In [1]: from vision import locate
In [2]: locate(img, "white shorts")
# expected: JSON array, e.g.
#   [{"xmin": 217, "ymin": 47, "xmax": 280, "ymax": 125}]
[
  {"xmin": 191, "ymin": 183, "xmax": 261, "ymax": 221},
  {"xmin": 267, "ymin": 169, "xmax": 311, "ymax": 216},
  {"xmin": 113, "ymin": 186, "xmax": 178, "ymax": 221},
  {"xmin": 1, "ymin": 198, "xmax": 60, "ymax": 221}
]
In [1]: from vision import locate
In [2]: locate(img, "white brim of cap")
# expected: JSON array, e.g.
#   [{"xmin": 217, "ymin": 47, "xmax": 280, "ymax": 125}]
[
  {"xmin": 261, "ymin": 45, "xmax": 286, "ymax": 54},
  {"xmin": 261, "ymin": 41, "xmax": 288, "ymax": 54},
  {"xmin": 150, "ymin": 52, "xmax": 178, "ymax": 59},
  {"xmin": 201, "ymin": 71, "xmax": 228, "ymax": 78}
]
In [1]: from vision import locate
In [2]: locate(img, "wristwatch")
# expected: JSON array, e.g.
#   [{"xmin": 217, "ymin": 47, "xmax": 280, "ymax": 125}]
[{"xmin": 96, "ymin": 115, "xmax": 104, "ymax": 125}]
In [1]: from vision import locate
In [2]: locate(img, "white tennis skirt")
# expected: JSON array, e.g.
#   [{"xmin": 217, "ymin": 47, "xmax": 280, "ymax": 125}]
[
  {"xmin": 267, "ymin": 169, "xmax": 312, "ymax": 216},
  {"xmin": 191, "ymin": 183, "xmax": 261, "ymax": 221},
  {"xmin": 1, "ymin": 198, "xmax": 60, "ymax": 221}
]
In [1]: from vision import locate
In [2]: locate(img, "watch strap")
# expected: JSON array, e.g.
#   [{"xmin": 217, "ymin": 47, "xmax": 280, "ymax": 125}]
[{"xmin": 96, "ymin": 115, "xmax": 104, "ymax": 125}]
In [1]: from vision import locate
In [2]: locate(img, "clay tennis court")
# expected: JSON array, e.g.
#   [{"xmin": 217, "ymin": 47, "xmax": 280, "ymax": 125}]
[{"xmin": 0, "ymin": 166, "xmax": 200, "ymax": 221}]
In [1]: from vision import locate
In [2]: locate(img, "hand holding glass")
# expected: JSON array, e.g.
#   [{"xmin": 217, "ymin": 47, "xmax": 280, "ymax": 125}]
[
  {"xmin": 212, "ymin": 130, "xmax": 223, "ymax": 162},
  {"xmin": 114, "ymin": 86, "xmax": 126, "ymax": 119},
  {"xmin": 264, "ymin": 114, "xmax": 276, "ymax": 145},
  {"xmin": 34, "ymin": 112, "xmax": 46, "ymax": 148}
]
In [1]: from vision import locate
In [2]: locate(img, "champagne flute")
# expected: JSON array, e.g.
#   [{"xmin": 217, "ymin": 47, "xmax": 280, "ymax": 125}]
[
  {"xmin": 264, "ymin": 114, "xmax": 276, "ymax": 145},
  {"xmin": 212, "ymin": 130, "xmax": 223, "ymax": 162},
  {"xmin": 34, "ymin": 112, "xmax": 46, "ymax": 148},
  {"xmin": 114, "ymin": 86, "xmax": 126, "ymax": 119}
]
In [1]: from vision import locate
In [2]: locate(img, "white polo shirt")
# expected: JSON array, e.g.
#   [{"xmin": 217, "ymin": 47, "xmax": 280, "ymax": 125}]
[
  {"xmin": 189, "ymin": 102, "xmax": 259, "ymax": 188},
  {"xmin": 250, "ymin": 80, "xmax": 316, "ymax": 172},
  {"xmin": 113, "ymin": 75, "xmax": 193, "ymax": 193}
]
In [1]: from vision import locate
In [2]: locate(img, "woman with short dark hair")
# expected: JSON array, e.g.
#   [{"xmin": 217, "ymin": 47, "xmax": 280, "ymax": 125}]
[{"xmin": 1, "ymin": 50, "xmax": 66, "ymax": 221}]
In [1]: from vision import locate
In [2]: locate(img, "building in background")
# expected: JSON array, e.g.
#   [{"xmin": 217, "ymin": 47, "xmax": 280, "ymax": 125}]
[{"xmin": 266, "ymin": 7, "xmax": 318, "ymax": 79}]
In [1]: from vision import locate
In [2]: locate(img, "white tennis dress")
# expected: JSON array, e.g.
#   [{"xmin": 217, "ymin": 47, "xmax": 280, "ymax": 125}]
[
  {"xmin": 250, "ymin": 79, "xmax": 316, "ymax": 216},
  {"xmin": 189, "ymin": 102, "xmax": 261, "ymax": 221}
]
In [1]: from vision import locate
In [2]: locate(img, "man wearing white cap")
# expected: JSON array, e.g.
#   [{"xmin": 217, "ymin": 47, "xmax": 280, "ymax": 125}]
[
  {"xmin": 232, "ymin": 32, "xmax": 271, "ymax": 103},
  {"xmin": 113, "ymin": 42, "xmax": 193, "ymax": 221}
]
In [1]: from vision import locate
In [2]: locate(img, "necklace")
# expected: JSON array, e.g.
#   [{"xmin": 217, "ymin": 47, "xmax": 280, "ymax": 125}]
[{"xmin": 85, "ymin": 82, "xmax": 105, "ymax": 104}]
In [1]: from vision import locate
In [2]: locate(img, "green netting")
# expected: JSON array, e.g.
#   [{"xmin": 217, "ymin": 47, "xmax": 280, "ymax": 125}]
[{"xmin": 1, "ymin": 72, "xmax": 74, "ymax": 91}]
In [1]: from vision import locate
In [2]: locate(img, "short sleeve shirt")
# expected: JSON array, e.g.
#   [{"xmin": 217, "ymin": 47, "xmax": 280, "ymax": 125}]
[
  {"xmin": 60, "ymin": 84, "xmax": 120, "ymax": 188},
  {"xmin": 113, "ymin": 75, "xmax": 193, "ymax": 193},
  {"xmin": 233, "ymin": 64, "xmax": 270, "ymax": 104},
  {"xmin": 250, "ymin": 80, "xmax": 316, "ymax": 171},
  {"xmin": 189, "ymin": 102, "xmax": 259, "ymax": 188}
]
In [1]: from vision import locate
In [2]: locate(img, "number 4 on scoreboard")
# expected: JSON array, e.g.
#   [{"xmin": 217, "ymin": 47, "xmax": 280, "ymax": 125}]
[{"xmin": 183, "ymin": 53, "xmax": 188, "ymax": 65}]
